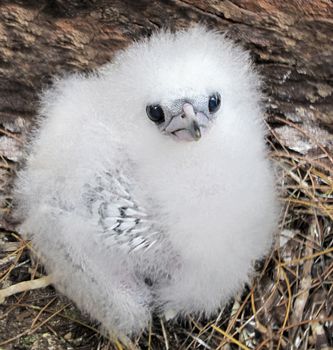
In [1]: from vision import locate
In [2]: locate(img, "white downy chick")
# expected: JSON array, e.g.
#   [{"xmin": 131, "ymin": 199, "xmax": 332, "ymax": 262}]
[{"xmin": 14, "ymin": 26, "xmax": 279, "ymax": 336}]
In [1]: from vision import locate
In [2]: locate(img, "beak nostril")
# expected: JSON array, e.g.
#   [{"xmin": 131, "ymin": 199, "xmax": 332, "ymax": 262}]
[{"xmin": 181, "ymin": 114, "xmax": 185, "ymax": 119}]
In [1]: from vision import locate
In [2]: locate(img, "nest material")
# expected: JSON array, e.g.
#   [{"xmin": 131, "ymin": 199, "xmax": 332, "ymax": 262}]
[{"xmin": 0, "ymin": 118, "xmax": 332, "ymax": 350}]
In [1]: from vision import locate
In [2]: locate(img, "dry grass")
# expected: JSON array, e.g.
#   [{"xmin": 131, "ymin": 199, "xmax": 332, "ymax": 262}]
[{"xmin": 0, "ymin": 117, "xmax": 332, "ymax": 350}]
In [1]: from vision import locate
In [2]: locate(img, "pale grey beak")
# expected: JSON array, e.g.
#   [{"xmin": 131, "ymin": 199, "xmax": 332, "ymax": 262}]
[
  {"xmin": 190, "ymin": 120, "xmax": 201, "ymax": 141},
  {"xmin": 183, "ymin": 103, "xmax": 201, "ymax": 141},
  {"xmin": 165, "ymin": 103, "xmax": 204, "ymax": 141}
]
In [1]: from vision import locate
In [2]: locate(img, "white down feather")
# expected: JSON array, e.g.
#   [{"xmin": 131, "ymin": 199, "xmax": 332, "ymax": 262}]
[{"xmin": 14, "ymin": 26, "xmax": 279, "ymax": 336}]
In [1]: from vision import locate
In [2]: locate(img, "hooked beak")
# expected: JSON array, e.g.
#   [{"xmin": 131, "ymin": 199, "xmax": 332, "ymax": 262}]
[
  {"xmin": 182, "ymin": 103, "xmax": 201, "ymax": 141},
  {"xmin": 165, "ymin": 103, "xmax": 204, "ymax": 141},
  {"xmin": 190, "ymin": 120, "xmax": 201, "ymax": 140}
]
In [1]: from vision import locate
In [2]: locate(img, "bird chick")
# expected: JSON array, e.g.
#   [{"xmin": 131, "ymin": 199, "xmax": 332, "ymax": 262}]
[{"xmin": 14, "ymin": 26, "xmax": 279, "ymax": 337}]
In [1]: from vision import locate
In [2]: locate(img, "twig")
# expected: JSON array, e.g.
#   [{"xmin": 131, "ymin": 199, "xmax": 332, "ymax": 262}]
[{"xmin": 0, "ymin": 276, "xmax": 52, "ymax": 303}]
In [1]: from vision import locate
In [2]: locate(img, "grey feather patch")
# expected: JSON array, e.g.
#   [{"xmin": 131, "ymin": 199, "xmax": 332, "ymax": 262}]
[{"xmin": 84, "ymin": 171, "xmax": 162, "ymax": 253}]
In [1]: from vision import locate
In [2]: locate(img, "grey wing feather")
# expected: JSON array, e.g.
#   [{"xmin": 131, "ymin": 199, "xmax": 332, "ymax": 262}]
[{"xmin": 84, "ymin": 171, "xmax": 161, "ymax": 253}]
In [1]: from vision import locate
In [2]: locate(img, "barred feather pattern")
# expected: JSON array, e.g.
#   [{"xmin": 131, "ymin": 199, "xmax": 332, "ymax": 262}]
[{"xmin": 84, "ymin": 170, "xmax": 162, "ymax": 254}]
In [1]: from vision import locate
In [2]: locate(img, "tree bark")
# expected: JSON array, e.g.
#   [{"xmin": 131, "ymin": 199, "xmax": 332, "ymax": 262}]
[{"xmin": 0, "ymin": 0, "xmax": 332, "ymax": 228}]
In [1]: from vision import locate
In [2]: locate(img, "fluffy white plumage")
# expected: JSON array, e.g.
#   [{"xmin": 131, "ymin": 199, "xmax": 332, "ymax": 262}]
[{"xmin": 14, "ymin": 26, "xmax": 279, "ymax": 336}]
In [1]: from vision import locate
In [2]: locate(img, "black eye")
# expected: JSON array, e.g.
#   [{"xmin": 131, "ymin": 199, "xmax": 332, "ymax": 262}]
[
  {"xmin": 146, "ymin": 105, "xmax": 165, "ymax": 124},
  {"xmin": 208, "ymin": 93, "xmax": 221, "ymax": 113}
]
